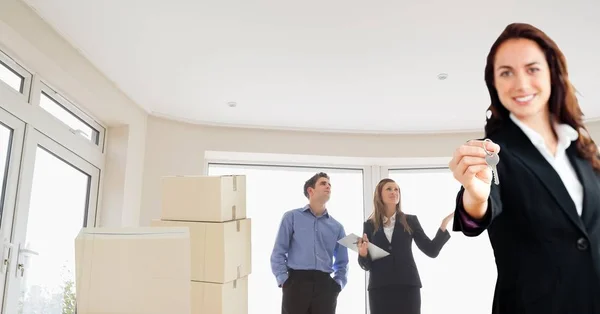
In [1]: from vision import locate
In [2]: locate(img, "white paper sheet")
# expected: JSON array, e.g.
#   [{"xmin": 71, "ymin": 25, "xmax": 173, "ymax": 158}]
[{"xmin": 337, "ymin": 233, "xmax": 390, "ymax": 261}]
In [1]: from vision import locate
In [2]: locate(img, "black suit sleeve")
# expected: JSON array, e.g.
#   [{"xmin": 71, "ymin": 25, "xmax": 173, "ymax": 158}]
[
  {"xmin": 452, "ymin": 179, "xmax": 503, "ymax": 237},
  {"xmin": 357, "ymin": 221, "xmax": 372, "ymax": 271},
  {"xmin": 411, "ymin": 215, "xmax": 451, "ymax": 258}
]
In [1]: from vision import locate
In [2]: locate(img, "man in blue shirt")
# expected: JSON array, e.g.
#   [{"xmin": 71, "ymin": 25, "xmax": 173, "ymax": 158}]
[{"xmin": 270, "ymin": 172, "xmax": 349, "ymax": 314}]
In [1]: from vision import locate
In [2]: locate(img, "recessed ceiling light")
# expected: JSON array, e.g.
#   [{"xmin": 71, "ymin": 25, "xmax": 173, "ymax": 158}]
[
  {"xmin": 437, "ymin": 73, "xmax": 448, "ymax": 80},
  {"xmin": 227, "ymin": 101, "xmax": 237, "ymax": 107}
]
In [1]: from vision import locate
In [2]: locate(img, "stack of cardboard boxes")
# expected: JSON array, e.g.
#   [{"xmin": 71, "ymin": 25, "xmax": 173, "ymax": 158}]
[{"xmin": 152, "ymin": 175, "xmax": 252, "ymax": 314}]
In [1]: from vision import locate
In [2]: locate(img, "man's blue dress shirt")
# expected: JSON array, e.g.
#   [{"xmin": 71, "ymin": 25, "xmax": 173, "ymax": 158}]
[{"xmin": 270, "ymin": 205, "xmax": 349, "ymax": 289}]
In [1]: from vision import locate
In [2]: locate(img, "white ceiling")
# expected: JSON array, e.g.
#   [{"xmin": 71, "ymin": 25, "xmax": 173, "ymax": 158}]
[{"xmin": 21, "ymin": 0, "xmax": 600, "ymax": 133}]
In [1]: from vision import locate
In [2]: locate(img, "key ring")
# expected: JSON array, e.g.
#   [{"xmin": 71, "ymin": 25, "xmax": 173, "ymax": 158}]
[{"xmin": 483, "ymin": 138, "xmax": 494, "ymax": 156}]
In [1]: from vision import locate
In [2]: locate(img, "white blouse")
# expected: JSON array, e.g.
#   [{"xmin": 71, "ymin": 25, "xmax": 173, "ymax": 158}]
[
  {"xmin": 382, "ymin": 215, "xmax": 396, "ymax": 243},
  {"xmin": 509, "ymin": 114, "xmax": 583, "ymax": 216}
]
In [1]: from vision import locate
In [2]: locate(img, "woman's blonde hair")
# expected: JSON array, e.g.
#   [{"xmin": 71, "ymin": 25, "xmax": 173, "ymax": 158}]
[{"xmin": 368, "ymin": 178, "xmax": 412, "ymax": 234}]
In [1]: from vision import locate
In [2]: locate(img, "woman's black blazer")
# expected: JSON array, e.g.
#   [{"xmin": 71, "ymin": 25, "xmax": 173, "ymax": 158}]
[
  {"xmin": 358, "ymin": 213, "xmax": 451, "ymax": 290},
  {"xmin": 453, "ymin": 118, "xmax": 600, "ymax": 313}
]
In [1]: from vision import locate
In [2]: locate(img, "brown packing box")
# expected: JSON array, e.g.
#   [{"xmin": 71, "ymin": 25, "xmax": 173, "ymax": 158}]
[
  {"xmin": 151, "ymin": 218, "xmax": 252, "ymax": 283},
  {"xmin": 161, "ymin": 175, "xmax": 246, "ymax": 222},
  {"xmin": 192, "ymin": 277, "xmax": 249, "ymax": 314},
  {"xmin": 74, "ymin": 227, "xmax": 191, "ymax": 314}
]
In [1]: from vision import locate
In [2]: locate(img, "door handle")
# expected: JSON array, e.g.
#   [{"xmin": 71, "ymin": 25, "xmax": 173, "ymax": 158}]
[
  {"xmin": 17, "ymin": 263, "xmax": 24, "ymax": 277},
  {"xmin": 1, "ymin": 238, "xmax": 13, "ymax": 275},
  {"xmin": 15, "ymin": 244, "xmax": 39, "ymax": 278}
]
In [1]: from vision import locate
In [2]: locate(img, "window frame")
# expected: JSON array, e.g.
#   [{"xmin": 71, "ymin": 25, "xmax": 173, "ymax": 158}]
[
  {"xmin": 0, "ymin": 74, "xmax": 104, "ymax": 170},
  {"xmin": 32, "ymin": 79, "xmax": 106, "ymax": 149},
  {"xmin": 203, "ymin": 150, "xmax": 377, "ymax": 232},
  {"xmin": 0, "ymin": 47, "xmax": 107, "ymax": 162},
  {"xmin": 204, "ymin": 150, "xmax": 450, "ymax": 224},
  {"xmin": 2, "ymin": 124, "xmax": 101, "ymax": 313},
  {"xmin": 203, "ymin": 150, "xmax": 452, "ymax": 314},
  {"xmin": 205, "ymin": 160, "xmax": 371, "ymax": 314},
  {"xmin": 0, "ymin": 50, "xmax": 32, "ymax": 101},
  {"xmin": 0, "ymin": 41, "xmax": 106, "ymax": 313}
]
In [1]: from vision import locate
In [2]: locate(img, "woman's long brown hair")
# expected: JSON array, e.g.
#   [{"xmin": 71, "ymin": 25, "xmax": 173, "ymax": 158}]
[
  {"xmin": 368, "ymin": 178, "xmax": 412, "ymax": 235},
  {"xmin": 483, "ymin": 23, "xmax": 600, "ymax": 171}
]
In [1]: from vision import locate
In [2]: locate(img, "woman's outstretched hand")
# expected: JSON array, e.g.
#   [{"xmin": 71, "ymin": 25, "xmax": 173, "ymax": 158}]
[{"xmin": 440, "ymin": 212, "xmax": 455, "ymax": 231}]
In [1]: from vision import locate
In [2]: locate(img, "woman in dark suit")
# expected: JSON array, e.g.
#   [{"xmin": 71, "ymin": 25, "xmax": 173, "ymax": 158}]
[
  {"xmin": 357, "ymin": 178, "xmax": 454, "ymax": 314},
  {"xmin": 449, "ymin": 23, "xmax": 600, "ymax": 313}
]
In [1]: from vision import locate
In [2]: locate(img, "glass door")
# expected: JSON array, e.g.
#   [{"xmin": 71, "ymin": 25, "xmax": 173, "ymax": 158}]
[
  {"xmin": 0, "ymin": 108, "xmax": 26, "ymax": 310},
  {"xmin": 2, "ymin": 126, "xmax": 100, "ymax": 314}
]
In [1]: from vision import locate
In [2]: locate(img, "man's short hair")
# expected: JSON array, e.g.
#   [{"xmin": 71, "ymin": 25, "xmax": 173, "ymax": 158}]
[{"xmin": 304, "ymin": 172, "xmax": 330, "ymax": 198}]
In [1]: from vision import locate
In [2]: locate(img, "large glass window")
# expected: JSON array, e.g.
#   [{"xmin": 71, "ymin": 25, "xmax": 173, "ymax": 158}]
[
  {"xmin": 38, "ymin": 84, "xmax": 103, "ymax": 146},
  {"xmin": 0, "ymin": 48, "xmax": 102, "ymax": 314},
  {"xmin": 388, "ymin": 168, "xmax": 496, "ymax": 314},
  {"xmin": 208, "ymin": 164, "xmax": 367, "ymax": 314},
  {"xmin": 1, "ymin": 129, "xmax": 100, "ymax": 314},
  {"xmin": 16, "ymin": 147, "xmax": 91, "ymax": 313}
]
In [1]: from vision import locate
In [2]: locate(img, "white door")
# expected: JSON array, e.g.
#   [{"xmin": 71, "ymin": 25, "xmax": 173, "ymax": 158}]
[
  {"xmin": 0, "ymin": 107, "xmax": 26, "ymax": 310},
  {"xmin": 2, "ymin": 126, "xmax": 100, "ymax": 314}
]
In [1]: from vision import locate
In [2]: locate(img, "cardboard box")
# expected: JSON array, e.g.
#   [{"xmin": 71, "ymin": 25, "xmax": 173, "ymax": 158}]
[
  {"xmin": 161, "ymin": 175, "xmax": 246, "ymax": 222},
  {"xmin": 192, "ymin": 277, "xmax": 248, "ymax": 314},
  {"xmin": 75, "ymin": 227, "xmax": 191, "ymax": 314},
  {"xmin": 151, "ymin": 219, "xmax": 251, "ymax": 283}
]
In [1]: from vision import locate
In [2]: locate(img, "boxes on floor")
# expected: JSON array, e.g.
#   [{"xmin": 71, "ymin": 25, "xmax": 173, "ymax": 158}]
[
  {"xmin": 161, "ymin": 175, "xmax": 246, "ymax": 222},
  {"xmin": 192, "ymin": 277, "xmax": 248, "ymax": 314},
  {"xmin": 74, "ymin": 227, "xmax": 191, "ymax": 314},
  {"xmin": 151, "ymin": 218, "xmax": 251, "ymax": 283}
]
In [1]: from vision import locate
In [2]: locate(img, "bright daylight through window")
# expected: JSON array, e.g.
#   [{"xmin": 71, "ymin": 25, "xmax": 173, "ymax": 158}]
[
  {"xmin": 0, "ymin": 61, "xmax": 23, "ymax": 93},
  {"xmin": 208, "ymin": 164, "xmax": 367, "ymax": 314},
  {"xmin": 0, "ymin": 48, "xmax": 102, "ymax": 314},
  {"xmin": 39, "ymin": 91, "xmax": 99, "ymax": 144},
  {"xmin": 18, "ymin": 147, "xmax": 91, "ymax": 313},
  {"xmin": 388, "ymin": 168, "xmax": 496, "ymax": 314},
  {"xmin": 0, "ymin": 123, "xmax": 11, "ymax": 225}
]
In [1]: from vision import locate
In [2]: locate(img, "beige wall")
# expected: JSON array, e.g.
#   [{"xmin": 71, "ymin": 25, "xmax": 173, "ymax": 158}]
[{"xmin": 139, "ymin": 116, "xmax": 483, "ymax": 225}]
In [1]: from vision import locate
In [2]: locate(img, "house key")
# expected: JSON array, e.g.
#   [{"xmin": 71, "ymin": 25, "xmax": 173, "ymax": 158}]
[{"xmin": 483, "ymin": 139, "xmax": 500, "ymax": 185}]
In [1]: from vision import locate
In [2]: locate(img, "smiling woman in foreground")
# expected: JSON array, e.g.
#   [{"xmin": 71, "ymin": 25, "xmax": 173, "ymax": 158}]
[{"xmin": 449, "ymin": 23, "xmax": 600, "ymax": 314}]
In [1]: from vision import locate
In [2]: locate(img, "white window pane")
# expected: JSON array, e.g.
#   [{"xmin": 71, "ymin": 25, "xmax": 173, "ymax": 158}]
[
  {"xmin": 208, "ymin": 164, "xmax": 366, "ymax": 314},
  {"xmin": 39, "ymin": 92, "xmax": 98, "ymax": 143},
  {"xmin": 0, "ymin": 61, "xmax": 23, "ymax": 93},
  {"xmin": 18, "ymin": 147, "xmax": 90, "ymax": 313},
  {"xmin": 0, "ymin": 123, "xmax": 12, "ymax": 225},
  {"xmin": 388, "ymin": 168, "xmax": 496, "ymax": 314}
]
